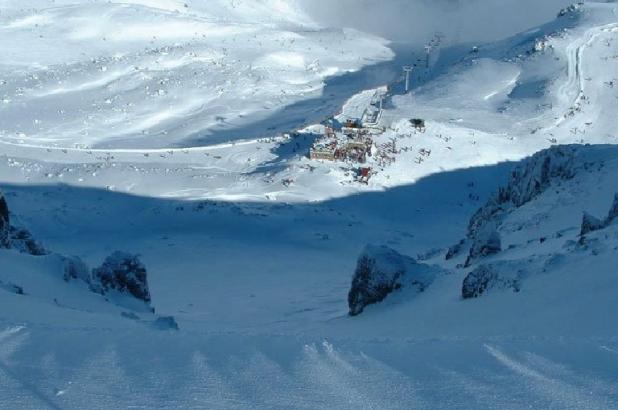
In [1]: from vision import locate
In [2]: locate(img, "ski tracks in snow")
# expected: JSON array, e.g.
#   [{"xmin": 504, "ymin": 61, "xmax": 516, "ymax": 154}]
[{"xmin": 552, "ymin": 22, "xmax": 618, "ymax": 130}]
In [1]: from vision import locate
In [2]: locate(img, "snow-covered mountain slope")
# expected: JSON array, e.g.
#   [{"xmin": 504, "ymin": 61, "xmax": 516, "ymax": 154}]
[
  {"xmin": 0, "ymin": 0, "xmax": 392, "ymax": 148},
  {"xmin": 1, "ymin": 2, "xmax": 617, "ymax": 204},
  {"xmin": 2, "ymin": 147, "xmax": 618, "ymax": 408}
]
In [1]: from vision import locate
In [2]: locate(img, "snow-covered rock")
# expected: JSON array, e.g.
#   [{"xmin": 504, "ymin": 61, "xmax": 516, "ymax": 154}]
[
  {"xmin": 92, "ymin": 252, "xmax": 151, "ymax": 304},
  {"xmin": 462, "ymin": 264, "xmax": 520, "ymax": 299},
  {"xmin": 465, "ymin": 223, "xmax": 502, "ymax": 267},
  {"xmin": 348, "ymin": 245, "xmax": 439, "ymax": 316}
]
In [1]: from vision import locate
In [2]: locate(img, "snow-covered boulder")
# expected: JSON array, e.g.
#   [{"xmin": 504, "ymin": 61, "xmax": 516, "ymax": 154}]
[
  {"xmin": 462, "ymin": 264, "xmax": 520, "ymax": 299},
  {"xmin": 92, "ymin": 252, "xmax": 151, "ymax": 304},
  {"xmin": 348, "ymin": 245, "xmax": 439, "ymax": 316},
  {"xmin": 465, "ymin": 224, "xmax": 502, "ymax": 267}
]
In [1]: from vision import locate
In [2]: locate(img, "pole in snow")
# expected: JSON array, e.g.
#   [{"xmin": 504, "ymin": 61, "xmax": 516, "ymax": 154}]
[{"xmin": 403, "ymin": 66, "xmax": 413, "ymax": 93}]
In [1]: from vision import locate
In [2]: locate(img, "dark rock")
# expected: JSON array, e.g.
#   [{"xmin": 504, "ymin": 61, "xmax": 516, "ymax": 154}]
[
  {"xmin": 462, "ymin": 264, "xmax": 520, "ymax": 299},
  {"xmin": 92, "ymin": 252, "xmax": 151, "ymax": 303},
  {"xmin": 348, "ymin": 245, "xmax": 438, "ymax": 316}
]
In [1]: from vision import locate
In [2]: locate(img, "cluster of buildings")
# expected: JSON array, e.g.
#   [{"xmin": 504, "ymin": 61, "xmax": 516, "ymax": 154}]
[
  {"xmin": 305, "ymin": 87, "xmax": 427, "ymax": 185},
  {"xmin": 308, "ymin": 119, "xmax": 381, "ymax": 185},
  {"xmin": 309, "ymin": 121, "xmax": 375, "ymax": 163}
]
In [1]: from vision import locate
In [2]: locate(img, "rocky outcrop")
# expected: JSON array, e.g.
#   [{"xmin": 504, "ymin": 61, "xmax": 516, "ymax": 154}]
[
  {"xmin": 465, "ymin": 224, "xmax": 501, "ymax": 267},
  {"xmin": 92, "ymin": 252, "xmax": 151, "ymax": 304},
  {"xmin": 468, "ymin": 146, "xmax": 575, "ymax": 239},
  {"xmin": 462, "ymin": 264, "xmax": 520, "ymax": 299},
  {"xmin": 0, "ymin": 191, "xmax": 156, "ymax": 315},
  {"xmin": 448, "ymin": 147, "xmax": 577, "ymax": 264},
  {"xmin": 348, "ymin": 245, "xmax": 439, "ymax": 316}
]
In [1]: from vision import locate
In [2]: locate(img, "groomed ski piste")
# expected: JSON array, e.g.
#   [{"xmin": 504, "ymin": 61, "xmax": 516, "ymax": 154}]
[{"xmin": 1, "ymin": 1, "xmax": 618, "ymax": 409}]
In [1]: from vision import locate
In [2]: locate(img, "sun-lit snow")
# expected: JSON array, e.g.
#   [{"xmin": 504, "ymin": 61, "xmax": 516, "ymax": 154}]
[{"xmin": 0, "ymin": 0, "xmax": 392, "ymax": 148}]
